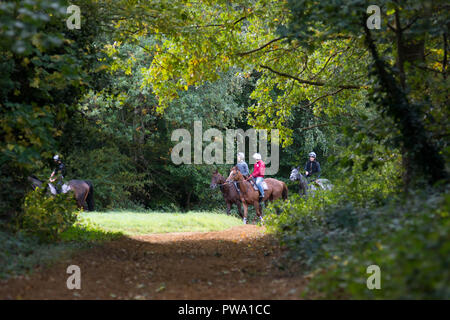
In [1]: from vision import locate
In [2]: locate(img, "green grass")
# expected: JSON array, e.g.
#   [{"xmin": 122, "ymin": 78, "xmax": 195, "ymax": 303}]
[{"xmin": 79, "ymin": 210, "xmax": 243, "ymax": 235}]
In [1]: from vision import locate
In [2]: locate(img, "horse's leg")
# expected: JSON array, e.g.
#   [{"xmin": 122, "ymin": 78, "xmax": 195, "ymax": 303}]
[
  {"xmin": 75, "ymin": 194, "xmax": 83, "ymax": 209},
  {"xmin": 242, "ymin": 202, "xmax": 248, "ymax": 224},
  {"xmin": 236, "ymin": 201, "xmax": 243, "ymax": 219},
  {"xmin": 254, "ymin": 201, "xmax": 264, "ymax": 224},
  {"xmin": 226, "ymin": 201, "xmax": 231, "ymax": 215},
  {"xmin": 80, "ymin": 190, "xmax": 88, "ymax": 210}
]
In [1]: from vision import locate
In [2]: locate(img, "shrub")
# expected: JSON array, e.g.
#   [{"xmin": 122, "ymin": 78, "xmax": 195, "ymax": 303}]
[
  {"xmin": 305, "ymin": 190, "xmax": 450, "ymax": 299},
  {"xmin": 265, "ymin": 183, "xmax": 450, "ymax": 299},
  {"xmin": 16, "ymin": 186, "xmax": 78, "ymax": 242},
  {"xmin": 66, "ymin": 146, "xmax": 148, "ymax": 210}
]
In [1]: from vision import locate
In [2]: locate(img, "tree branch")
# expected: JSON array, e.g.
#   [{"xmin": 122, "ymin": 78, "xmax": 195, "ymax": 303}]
[
  {"xmin": 401, "ymin": 16, "xmax": 419, "ymax": 32},
  {"xmin": 298, "ymin": 122, "xmax": 338, "ymax": 131},
  {"xmin": 236, "ymin": 37, "xmax": 286, "ymax": 56},
  {"xmin": 189, "ymin": 16, "xmax": 247, "ymax": 29},
  {"xmin": 302, "ymin": 88, "xmax": 346, "ymax": 109},
  {"xmin": 259, "ymin": 64, "xmax": 362, "ymax": 89}
]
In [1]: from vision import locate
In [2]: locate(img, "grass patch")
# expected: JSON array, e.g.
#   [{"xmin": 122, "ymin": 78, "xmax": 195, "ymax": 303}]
[
  {"xmin": 59, "ymin": 217, "xmax": 123, "ymax": 242},
  {"xmin": 79, "ymin": 210, "xmax": 243, "ymax": 235}
]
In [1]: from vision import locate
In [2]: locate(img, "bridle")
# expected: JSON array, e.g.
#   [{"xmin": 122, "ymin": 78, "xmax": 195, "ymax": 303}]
[
  {"xmin": 212, "ymin": 169, "xmax": 252, "ymax": 189},
  {"xmin": 290, "ymin": 168, "xmax": 301, "ymax": 181}
]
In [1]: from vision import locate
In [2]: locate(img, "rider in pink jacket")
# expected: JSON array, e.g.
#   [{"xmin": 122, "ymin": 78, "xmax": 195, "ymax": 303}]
[{"xmin": 251, "ymin": 153, "xmax": 265, "ymax": 201}]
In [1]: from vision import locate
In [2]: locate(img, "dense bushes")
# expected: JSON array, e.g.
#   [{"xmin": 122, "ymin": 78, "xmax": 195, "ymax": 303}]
[
  {"xmin": 304, "ymin": 190, "xmax": 450, "ymax": 299},
  {"xmin": 266, "ymin": 170, "xmax": 449, "ymax": 299},
  {"xmin": 66, "ymin": 146, "xmax": 148, "ymax": 210},
  {"xmin": 16, "ymin": 186, "xmax": 78, "ymax": 242}
]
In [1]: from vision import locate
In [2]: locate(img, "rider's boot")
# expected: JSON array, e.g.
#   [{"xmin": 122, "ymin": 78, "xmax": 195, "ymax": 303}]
[
  {"xmin": 234, "ymin": 181, "xmax": 241, "ymax": 194},
  {"xmin": 259, "ymin": 190, "xmax": 264, "ymax": 202}
]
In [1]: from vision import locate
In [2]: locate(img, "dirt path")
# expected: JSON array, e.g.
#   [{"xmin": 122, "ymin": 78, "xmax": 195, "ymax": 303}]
[{"xmin": 0, "ymin": 225, "xmax": 306, "ymax": 300}]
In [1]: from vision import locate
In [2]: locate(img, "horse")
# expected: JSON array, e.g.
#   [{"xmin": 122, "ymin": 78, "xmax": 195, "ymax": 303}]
[
  {"xmin": 289, "ymin": 167, "xmax": 333, "ymax": 196},
  {"xmin": 28, "ymin": 176, "xmax": 95, "ymax": 211},
  {"xmin": 226, "ymin": 166, "xmax": 288, "ymax": 224},
  {"xmin": 210, "ymin": 170, "xmax": 243, "ymax": 218}
]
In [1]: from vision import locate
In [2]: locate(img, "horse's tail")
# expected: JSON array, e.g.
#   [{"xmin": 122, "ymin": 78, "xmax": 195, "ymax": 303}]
[
  {"xmin": 85, "ymin": 180, "xmax": 95, "ymax": 211},
  {"xmin": 282, "ymin": 182, "xmax": 288, "ymax": 200}
]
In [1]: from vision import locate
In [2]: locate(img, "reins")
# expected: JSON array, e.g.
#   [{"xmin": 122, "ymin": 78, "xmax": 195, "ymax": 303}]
[{"xmin": 217, "ymin": 180, "xmax": 234, "ymax": 186}]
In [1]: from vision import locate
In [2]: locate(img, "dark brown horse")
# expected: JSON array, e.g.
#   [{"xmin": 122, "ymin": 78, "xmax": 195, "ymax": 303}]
[
  {"xmin": 210, "ymin": 170, "xmax": 243, "ymax": 218},
  {"xmin": 226, "ymin": 167, "xmax": 288, "ymax": 223},
  {"xmin": 28, "ymin": 176, "xmax": 94, "ymax": 211}
]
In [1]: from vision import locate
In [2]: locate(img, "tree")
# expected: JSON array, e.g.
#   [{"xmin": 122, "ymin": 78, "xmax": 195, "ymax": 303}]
[
  {"xmin": 109, "ymin": 0, "xmax": 448, "ymax": 188},
  {"xmin": 0, "ymin": 0, "xmax": 108, "ymax": 218},
  {"xmin": 282, "ymin": 0, "xmax": 448, "ymax": 187}
]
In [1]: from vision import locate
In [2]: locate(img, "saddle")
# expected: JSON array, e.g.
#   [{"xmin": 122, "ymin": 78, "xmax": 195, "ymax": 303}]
[
  {"xmin": 233, "ymin": 178, "xmax": 268, "ymax": 194},
  {"xmin": 48, "ymin": 182, "xmax": 71, "ymax": 195},
  {"xmin": 250, "ymin": 178, "xmax": 268, "ymax": 191}
]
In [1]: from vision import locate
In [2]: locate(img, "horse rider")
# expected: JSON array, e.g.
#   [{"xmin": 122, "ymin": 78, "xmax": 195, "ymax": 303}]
[
  {"xmin": 234, "ymin": 152, "xmax": 250, "ymax": 193},
  {"xmin": 304, "ymin": 152, "xmax": 321, "ymax": 183},
  {"xmin": 50, "ymin": 154, "xmax": 66, "ymax": 194},
  {"xmin": 250, "ymin": 153, "xmax": 266, "ymax": 202}
]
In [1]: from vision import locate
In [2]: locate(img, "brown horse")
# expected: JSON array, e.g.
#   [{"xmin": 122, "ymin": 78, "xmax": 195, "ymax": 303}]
[
  {"xmin": 210, "ymin": 170, "xmax": 243, "ymax": 218},
  {"xmin": 28, "ymin": 176, "xmax": 94, "ymax": 211},
  {"xmin": 226, "ymin": 167, "xmax": 288, "ymax": 223}
]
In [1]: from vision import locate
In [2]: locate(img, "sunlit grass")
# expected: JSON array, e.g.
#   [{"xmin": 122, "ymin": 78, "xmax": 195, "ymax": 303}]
[{"xmin": 79, "ymin": 210, "xmax": 243, "ymax": 235}]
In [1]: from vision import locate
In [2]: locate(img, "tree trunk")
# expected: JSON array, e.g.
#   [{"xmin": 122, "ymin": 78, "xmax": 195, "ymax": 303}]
[
  {"xmin": 186, "ymin": 190, "xmax": 192, "ymax": 211},
  {"xmin": 363, "ymin": 17, "xmax": 448, "ymax": 190}
]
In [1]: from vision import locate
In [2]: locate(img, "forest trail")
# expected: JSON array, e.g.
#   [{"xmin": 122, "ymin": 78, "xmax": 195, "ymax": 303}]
[{"xmin": 0, "ymin": 225, "xmax": 307, "ymax": 300}]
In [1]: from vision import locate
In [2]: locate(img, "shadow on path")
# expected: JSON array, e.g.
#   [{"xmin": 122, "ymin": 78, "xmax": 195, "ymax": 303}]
[{"xmin": 0, "ymin": 225, "xmax": 307, "ymax": 300}]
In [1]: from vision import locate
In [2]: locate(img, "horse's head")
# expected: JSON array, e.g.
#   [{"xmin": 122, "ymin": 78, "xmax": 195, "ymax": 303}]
[
  {"xmin": 226, "ymin": 166, "xmax": 243, "ymax": 182},
  {"xmin": 28, "ymin": 175, "xmax": 43, "ymax": 190},
  {"xmin": 210, "ymin": 169, "xmax": 223, "ymax": 189},
  {"xmin": 289, "ymin": 167, "xmax": 301, "ymax": 181}
]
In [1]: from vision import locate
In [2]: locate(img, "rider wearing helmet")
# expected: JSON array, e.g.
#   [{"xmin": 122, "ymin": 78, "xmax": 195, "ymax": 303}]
[
  {"xmin": 236, "ymin": 152, "xmax": 249, "ymax": 177},
  {"xmin": 234, "ymin": 152, "xmax": 250, "ymax": 194},
  {"xmin": 50, "ymin": 155, "xmax": 66, "ymax": 194},
  {"xmin": 251, "ymin": 153, "xmax": 266, "ymax": 201},
  {"xmin": 304, "ymin": 152, "xmax": 321, "ymax": 182}
]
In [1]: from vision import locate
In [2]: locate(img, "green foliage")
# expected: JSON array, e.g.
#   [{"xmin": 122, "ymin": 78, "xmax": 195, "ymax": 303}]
[
  {"xmin": 266, "ymin": 172, "xmax": 449, "ymax": 299},
  {"xmin": 0, "ymin": 216, "xmax": 122, "ymax": 279},
  {"xmin": 17, "ymin": 186, "xmax": 78, "ymax": 242},
  {"xmin": 304, "ymin": 191, "xmax": 450, "ymax": 299},
  {"xmin": 107, "ymin": 0, "xmax": 448, "ymax": 187},
  {"xmin": 283, "ymin": 0, "xmax": 449, "ymax": 186},
  {"xmin": 0, "ymin": 0, "xmax": 109, "ymax": 218},
  {"xmin": 64, "ymin": 37, "xmax": 250, "ymax": 210},
  {"xmin": 66, "ymin": 146, "xmax": 148, "ymax": 210}
]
